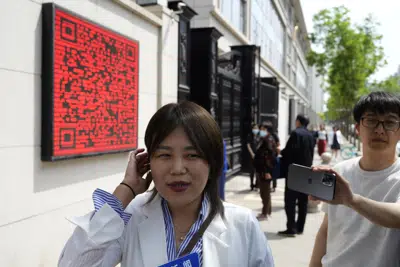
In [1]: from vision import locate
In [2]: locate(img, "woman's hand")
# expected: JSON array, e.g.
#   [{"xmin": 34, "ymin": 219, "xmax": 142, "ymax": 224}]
[
  {"xmin": 122, "ymin": 148, "xmax": 153, "ymax": 195},
  {"xmin": 264, "ymin": 173, "xmax": 272, "ymax": 180},
  {"xmin": 114, "ymin": 149, "xmax": 153, "ymax": 207}
]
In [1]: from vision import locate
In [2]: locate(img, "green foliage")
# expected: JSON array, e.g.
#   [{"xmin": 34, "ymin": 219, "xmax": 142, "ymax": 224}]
[
  {"xmin": 369, "ymin": 76, "xmax": 400, "ymax": 94},
  {"xmin": 317, "ymin": 112, "xmax": 326, "ymax": 121},
  {"xmin": 307, "ymin": 6, "xmax": 385, "ymax": 120}
]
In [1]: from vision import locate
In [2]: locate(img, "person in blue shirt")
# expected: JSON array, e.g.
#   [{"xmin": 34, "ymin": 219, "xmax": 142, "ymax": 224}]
[{"xmin": 218, "ymin": 140, "xmax": 228, "ymax": 200}]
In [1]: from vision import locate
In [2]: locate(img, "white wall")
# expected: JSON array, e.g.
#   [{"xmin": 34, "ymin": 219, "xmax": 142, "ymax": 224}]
[
  {"xmin": 310, "ymin": 66, "xmax": 324, "ymax": 115},
  {"xmin": 278, "ymin": 92, "xmax": 290, "ymax": 146},
  {"xmin": 0, "ymin": 0, "xmax": 178, "ymax": 266},
  {"xmin": 183, "ymin": 0, "xmax": 214, "ymax": 29}
]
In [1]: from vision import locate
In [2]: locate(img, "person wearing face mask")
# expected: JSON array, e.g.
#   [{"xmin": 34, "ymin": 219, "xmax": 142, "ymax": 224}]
[
  {"xmin": 254, "ymin": 122, "xmax": 278, "ymax": 220},
  {"xmin": 265, "ymin": 124, "xmax": 281, "ymax": 192},
  {"xmin": 247, "ymin": 123, "xmax": 261, "ymax": 190}
]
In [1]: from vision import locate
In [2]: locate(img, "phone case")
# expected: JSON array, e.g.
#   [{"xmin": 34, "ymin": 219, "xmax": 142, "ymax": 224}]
[{"xmin": 287, "ymin": 163, "xmax": 336, "ymax": 201}]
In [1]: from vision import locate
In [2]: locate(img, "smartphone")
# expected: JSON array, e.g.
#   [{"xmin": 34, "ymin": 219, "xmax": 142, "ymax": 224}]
[{"xmin": 287, "ymin": 163, "xmax": 336, "ymax": 201}]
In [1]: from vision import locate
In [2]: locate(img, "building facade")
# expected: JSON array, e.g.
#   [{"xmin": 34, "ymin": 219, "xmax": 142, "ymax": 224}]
[
  {"xmin": 0, "ymin": 0, "xmax": 180, "ymax": 266},
  {"xmin": 0, "ymin": 0, "xmax": 324, "ymax": 266},
  {"xmin": 184, "ymin": 0, "xmax": 323, "ymax": 143},
  {"xmin": 309, "ymin": 66, "xmax": 325, "ymax": 127}
]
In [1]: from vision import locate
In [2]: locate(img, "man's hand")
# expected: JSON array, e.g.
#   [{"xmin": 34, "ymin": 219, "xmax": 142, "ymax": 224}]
[
  {"xmin": 264, "ymin": 173, "xmax": 272, "ymax": 180},
  {"xmin": 309, "ymin": 166, "xmax": 354, "ymax": 206},
  {"xmin": 309, "ymin": 167, "xmax": 400, "ymax": 229}
]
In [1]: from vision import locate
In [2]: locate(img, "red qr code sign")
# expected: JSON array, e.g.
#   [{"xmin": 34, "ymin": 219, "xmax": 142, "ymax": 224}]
[{"xmin": 41, "ymin": 4, "xmax": 139, "ymax": 161}]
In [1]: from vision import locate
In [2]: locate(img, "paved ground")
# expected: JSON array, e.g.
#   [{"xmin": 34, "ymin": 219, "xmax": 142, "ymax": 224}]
[{"xmin": 224, "ymin": 143, "xmax": 349, "ymax": 267}]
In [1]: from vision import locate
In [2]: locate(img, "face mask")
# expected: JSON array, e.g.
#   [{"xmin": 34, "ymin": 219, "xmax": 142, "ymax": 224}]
[
  {"xmin": 252, "ymin": 129, "xmax": 259, "ymax": 135},
  {"xmin": 259, "ymin": 130, "xmax": 267, "ymax": 137}
]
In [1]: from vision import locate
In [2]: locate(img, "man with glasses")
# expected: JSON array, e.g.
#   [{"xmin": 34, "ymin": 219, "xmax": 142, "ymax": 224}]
[{"xmin": 309, "ymin": 92, "xmax": 400, "ymax": 267}]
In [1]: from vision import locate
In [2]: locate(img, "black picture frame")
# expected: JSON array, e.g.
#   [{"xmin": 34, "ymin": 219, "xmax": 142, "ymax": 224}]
[{"xmin": 41, "ymin": 3, "xmax": 140, "ymax": 161}]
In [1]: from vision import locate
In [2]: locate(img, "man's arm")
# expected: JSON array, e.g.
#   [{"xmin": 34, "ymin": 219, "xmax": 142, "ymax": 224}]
[
  {"xmin": 311, "ymin": 166, "xmax": 400, "ymax": 229},
  {"xmin": 349, "ymin": 195, "xmax": 400, "ymax": 229},
  {"xmin": 309, "ymin": 214, "xmax": 328, "ymax": 267},
  {"xmin": 247, "ymin": 134, "xmax": 255, "ymax": 158},
  {"xmin": 281, "ymin": 131, "xmax": 296, "ymax": 160},
  {"xmin": 247, "ymin": 143, "xmax": 255, "ymax": 158}
]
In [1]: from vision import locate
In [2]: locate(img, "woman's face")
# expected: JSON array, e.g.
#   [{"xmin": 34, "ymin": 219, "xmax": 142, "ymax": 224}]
[{"xmin": 150, "ymin": 127, "xmax": 210, "ymax": 208}]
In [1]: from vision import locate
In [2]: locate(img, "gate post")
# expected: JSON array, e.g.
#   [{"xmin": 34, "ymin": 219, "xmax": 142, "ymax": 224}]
[
  {"xmin": 168, "ymin": 1, "xmax": 197, "ymax": 102},
  {"xmin": 260, "ymin": 77, "xmax": 280, "ymax": 130},
  {"xmin": 189, "ymin": 28, "xmax": 222, "ymax": 119},
  {"xmin": 231, "ymin": 45, "xmax": 258, "ymax": 173}
]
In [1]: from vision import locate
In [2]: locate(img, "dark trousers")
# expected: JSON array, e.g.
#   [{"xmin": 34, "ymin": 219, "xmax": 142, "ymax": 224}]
[
  {"xmin": 258, "ymin": 175, "xmax": 271, "ymax": 215},
  {"xmin": 272, "ymin": 178, "xmax": 277, "ymax": 189},
  {"xmin": 284, "ymin": 187, "xmax": 308, "ymax": 233},
  {"xmin": 250, "ymin": 168, "xmax": 259, "ymax": 189}
]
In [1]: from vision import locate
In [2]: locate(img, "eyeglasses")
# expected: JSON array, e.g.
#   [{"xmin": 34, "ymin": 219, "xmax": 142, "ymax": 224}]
[{"xmin": 361, "ymin": 117, "xmax": 400, "ymax": 132}]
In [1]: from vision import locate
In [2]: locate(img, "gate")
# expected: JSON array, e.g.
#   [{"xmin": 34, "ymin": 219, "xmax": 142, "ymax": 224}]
[
  {"xmin": 217, "ymin": 51, "xmax": 243, "ymax": 177},
  {"xmin": 189, "ymin": 29, "xmax": 257, "ymax": 176},
  {"xmin": 259, "ymin": 77, "xmax": 279, "ymax": 130}
]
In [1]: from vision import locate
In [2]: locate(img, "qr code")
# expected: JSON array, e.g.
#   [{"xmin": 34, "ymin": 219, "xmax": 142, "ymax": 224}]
[{"xmin": 52, "ymin": 9, "xmax": 139, "ymax": 157}]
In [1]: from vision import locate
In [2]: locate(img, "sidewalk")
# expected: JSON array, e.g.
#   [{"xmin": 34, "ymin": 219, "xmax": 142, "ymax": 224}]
[{"xmin": 224, "ymin": 147, "xmax": 343, "ymax": 266}]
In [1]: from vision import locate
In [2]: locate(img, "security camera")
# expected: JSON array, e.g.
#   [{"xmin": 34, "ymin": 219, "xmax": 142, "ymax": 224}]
[
  {"xmin": 177, "ymin": 2, "xmax": 186, "ymax": 10},
  {"xmin": 173, "ymin": 2, "xmax": 186, "ymax": 15}
]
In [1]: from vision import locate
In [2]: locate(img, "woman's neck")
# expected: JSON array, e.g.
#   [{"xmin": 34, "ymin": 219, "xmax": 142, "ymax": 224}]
[
  {"xmin": 359, "ymin": 148, "xmax": 397, "ymax": 171},
  {"xmin": 168, "ymin": 195, "xmax": 203, "ymax": 226}
]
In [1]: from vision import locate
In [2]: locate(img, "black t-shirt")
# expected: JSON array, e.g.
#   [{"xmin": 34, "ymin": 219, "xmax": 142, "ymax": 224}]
[{"xmin": 247, "ymin": 133, "xmax": 261, "ymax": 153}]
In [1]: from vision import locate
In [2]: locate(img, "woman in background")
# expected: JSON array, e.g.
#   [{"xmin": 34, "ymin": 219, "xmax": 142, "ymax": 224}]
[
  {"xmin": 317, "ymin": 124, "xmax": 328, "ymax": 156},
  {"xmin": 254, "ymin": 122, "xmax": 278, "ymax": 220},
  {"xmin": 331, "ymin": 125, "xmax": 342, "ymax": 161},
  {"xmin": 247, "ymin": 123, "xmax": 261, "ymax": 190}
]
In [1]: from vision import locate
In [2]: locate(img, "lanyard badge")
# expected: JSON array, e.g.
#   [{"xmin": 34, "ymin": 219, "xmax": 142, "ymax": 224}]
[{"xmin": 158, "ymin": 252, "xmax": 200, "ymax": 267}]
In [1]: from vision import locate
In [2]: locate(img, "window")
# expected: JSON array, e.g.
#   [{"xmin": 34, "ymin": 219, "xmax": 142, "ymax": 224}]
[
  {"xmin": 287, "ymin": 64, "xmax": 291, "ymax": 80},
  {"xmin": 250, "ymin": 0, "xmax": 284, "ymax": 73},
  {"xmin": 220, "ymin": 0, "xmax": 246, "ymax": 33},
  {"xmin": 296, "ymin": 58, "xmax": 307, "ymax": 94}
]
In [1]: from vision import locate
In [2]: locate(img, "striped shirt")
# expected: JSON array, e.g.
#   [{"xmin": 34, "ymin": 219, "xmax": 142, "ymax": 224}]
[
  {"xmin": 161, "ymin": 195, "xmax": 208, "ymax": 265},
  {"xmin": 92, "ymin": 189, "xmax": 208, "ymax": 266}
]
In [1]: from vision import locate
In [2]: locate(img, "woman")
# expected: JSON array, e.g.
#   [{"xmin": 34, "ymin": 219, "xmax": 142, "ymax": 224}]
[
  {"xmin": 254, "ymin": 122, "xmax": 278, "ymax": 220},
  {"xmin": 58, "ymin": 101, "xmax": 274, "ymax": 267},
  {"xmin": 265, "ymin": 123, "xmax": 280, "ymax": 193},
  {"xmin": 331, "ymin": 126, "xmax": 342, "ymax": 160},
  {"xmin": 317, "ymin": 124, "xmax": 328, "ymax": 156},
  {"xmin": 247, "ymin": 123, "xmax": 261, "ymax": 190}
]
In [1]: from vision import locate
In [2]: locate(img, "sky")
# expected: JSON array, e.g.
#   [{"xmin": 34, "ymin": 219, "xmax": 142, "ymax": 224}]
[{"xmin": 300, "ymin": 0, "xmax": 400, "ymax": 82}]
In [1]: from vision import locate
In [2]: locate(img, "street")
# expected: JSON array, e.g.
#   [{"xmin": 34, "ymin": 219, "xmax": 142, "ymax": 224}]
[{"xmin": 225, "ymin": 145, "xmax": 348, "ymax": 266}]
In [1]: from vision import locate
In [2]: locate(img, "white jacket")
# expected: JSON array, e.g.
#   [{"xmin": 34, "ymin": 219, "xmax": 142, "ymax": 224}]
[
  {"xmin": 328, "ymin": 130, "xmax": 343, "ymax": 146},
  {"xmin": 58, "ymin": 192, "xmax": 274, "ymax": 267}
]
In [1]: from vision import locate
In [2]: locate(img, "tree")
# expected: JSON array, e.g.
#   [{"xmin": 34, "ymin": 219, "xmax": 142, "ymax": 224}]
[
  {"xmin": 317, "ymin": 112, "xmax": 326, "ymax": 121},
  {"xmin": 307, "ymin": 6, "xmax": 385, "ymax": 120},
  {"xmin": 369, "ymin": 76, "xmax": 400, "ymax": 94}
]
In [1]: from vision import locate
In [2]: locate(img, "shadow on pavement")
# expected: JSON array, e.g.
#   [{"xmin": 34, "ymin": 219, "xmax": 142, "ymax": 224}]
[
  {"xmin": 264, "ymin": 231, "xmax": 286, "ymax": 241},
  {"xmin": 225, "ymin": 189, "xmax": 252, "ymax": 194},
  {"xmin": 271, "ymin": 206, "xmax": 284, "ymax": 212}
]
